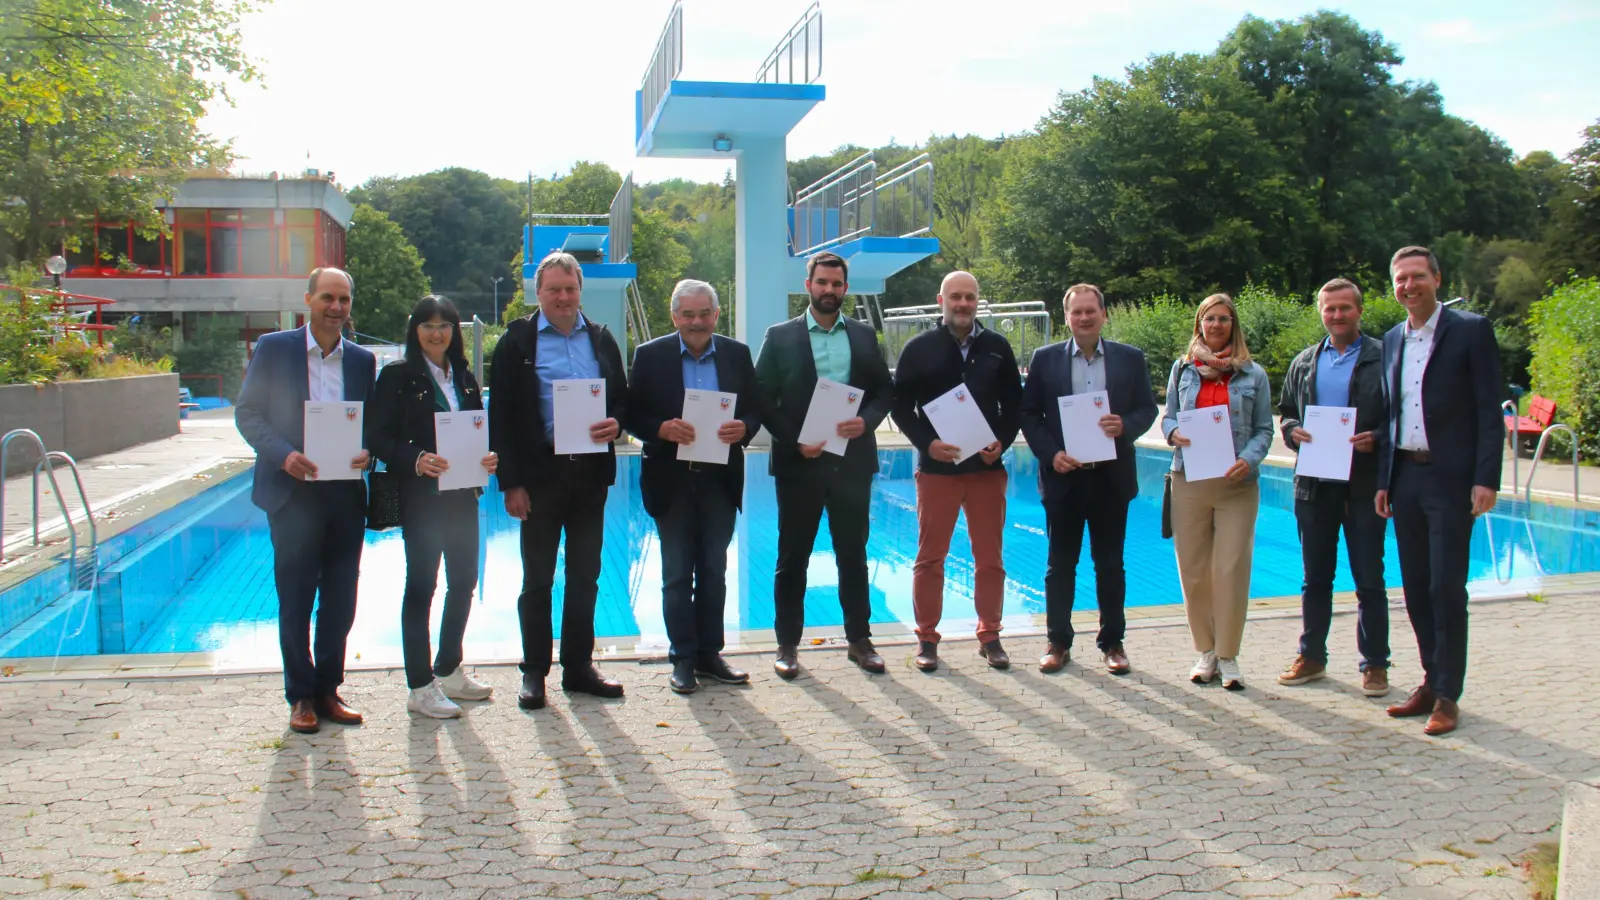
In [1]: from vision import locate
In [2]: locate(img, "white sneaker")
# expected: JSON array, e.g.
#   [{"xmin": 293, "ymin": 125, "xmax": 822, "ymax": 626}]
[
  {"xmin": 437, "ymin": 667, "xmax": 493, "ymax": 701},
  {"xmin": 407, "ymin": 681, "xmax": 462, "ymax": 718},
  {"xmin": 1217, "ymin": 656, "xmax": 1244, "ymax": 691},
  {"xmin": 1190, "ymin": 651, "xmax": 1218, "ymax": 684}
]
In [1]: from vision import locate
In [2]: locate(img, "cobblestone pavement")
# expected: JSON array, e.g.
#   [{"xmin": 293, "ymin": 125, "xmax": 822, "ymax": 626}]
[{"xmin": 1, "ymin": 593, "xmax": 1594, "ymax": 900}]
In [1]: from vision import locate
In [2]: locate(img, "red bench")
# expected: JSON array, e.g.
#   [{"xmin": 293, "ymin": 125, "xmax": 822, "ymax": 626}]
[{"xmin": 1505, "ymin": 395, "xmax": 1556, "ymax": 446}]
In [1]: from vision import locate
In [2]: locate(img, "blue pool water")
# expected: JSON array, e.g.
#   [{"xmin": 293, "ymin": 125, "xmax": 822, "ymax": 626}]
[{"xmin": 4, "ymin": 446, "xmax": 1599, "ymax": 663}]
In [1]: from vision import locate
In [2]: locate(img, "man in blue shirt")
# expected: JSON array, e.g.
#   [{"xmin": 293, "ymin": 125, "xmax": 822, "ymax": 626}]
[
  {"xmin": 1276, "ymin": 278, "xmax": 1391, "ymax": 698},
  {"xmin": 627, "ymin": 281, "xmax": 762, "ymax": 694},
  {"xmin": 489, "ymin": 252, "xmax": 628, "ymax": 711}
]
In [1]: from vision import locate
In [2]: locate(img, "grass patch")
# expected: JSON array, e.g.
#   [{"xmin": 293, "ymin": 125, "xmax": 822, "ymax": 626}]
[
  {"xmin": 855, "ymin": 868, "xmax": 903, "ymax": 883},
  {"xmin": 1443, "ymin": 842, "xmax": 1479, "ymax": 859},
  {"xmin": 1522, "ymin": 841, "xmax": 1560, "ymax": 900},
  {"xmin": 253, "ymin": 737, "xmax": 285, "ymax": 751},
  {"xmin": 176, "ymin": 841, "xmax": 211, "ymax": 855}
]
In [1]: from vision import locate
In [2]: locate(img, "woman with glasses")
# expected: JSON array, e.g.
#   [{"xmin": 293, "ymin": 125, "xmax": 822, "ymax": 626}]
[
  {"xmin": 371, "ymin": 296, "xmax": 498, "ymax": 718},
  {"xmin": 1160, "ymin": 294, "xmax": 1274, "ymax": 690}
]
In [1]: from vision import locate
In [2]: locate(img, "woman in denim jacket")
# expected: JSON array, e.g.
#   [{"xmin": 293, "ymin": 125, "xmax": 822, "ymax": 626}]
[{"xmin": 1161, "ymin": 293, "xmax": 1274, "ymax": 690}]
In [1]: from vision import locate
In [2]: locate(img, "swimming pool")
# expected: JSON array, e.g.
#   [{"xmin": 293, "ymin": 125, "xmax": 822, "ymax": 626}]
[{"xmin": 3, "ymin": 446, "xmax": 1598, "ymax": 664}]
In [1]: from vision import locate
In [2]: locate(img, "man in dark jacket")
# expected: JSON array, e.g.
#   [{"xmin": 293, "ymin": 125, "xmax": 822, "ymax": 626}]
[
  {"xmin": 890, "ymin": 271, "xmax": 1022, "ymax": 672},
  {"xmin": 488, "ymin": 251, "xmax": 628, "ymax": 711},
  {"xmin": 1275, "ymin": 277, "xmax": 1391, "ymax": 698},
  {"xmin": 1020, "ymin": 284, "xmax": 1159, "ymax": 675},
  {"xmin": 755, "ymin": 251, "xmax": 895, "ymax": 679},
  {"xmin": 627, "ymin": 279, "xmax": 761, "ymax": 695}
]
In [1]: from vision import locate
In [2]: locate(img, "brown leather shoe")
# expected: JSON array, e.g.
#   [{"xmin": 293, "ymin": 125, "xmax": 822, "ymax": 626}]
[
  {"xmin": 979, "ymin": 640, "xmax": 1010, "ymax": 669},
  {"xmin": 1104, "ymin": 644, "xmax": 1131, "ymax": 675},
  {"xmin": 289, "ymin": 699, "xmax": 319, "ymax": 734},
  {"xmin": 773, "ymin": 645, "xmax": 800, "ymax": 680},
  {"xmin": 1423, "ymin": 698, "xmax": 1460, "ymax": 736},
  {"xmin": 1362, "ymin": 667, "xmax": 1391, "ymax": 697},
  {"xmin": 1386, "ymin": 683, "xmax": 1435, "ymax": 718},
  {"xmin": 914, "ymin": 641, "xmax": 939, "ymax": 673},
  {"xmin": 1039, "ymin": 643, "xmax": 1070, "ymax": 674},
  {"xmin": 1277, "ymin": 655, "xmax": 1326, "ymax": 686},
  {"xmin": 316, "ymin": 694, "xmax": 363, "ymax": 726},
  {"xmin": 847, "ymin": 639, "xmax": 886, "ymax": 674}
]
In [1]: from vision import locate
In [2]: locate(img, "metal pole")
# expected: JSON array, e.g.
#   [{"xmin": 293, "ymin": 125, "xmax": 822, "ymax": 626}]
[{"xmin": 472, "ymin": 316, "xmax": 484, "ymax": 386}]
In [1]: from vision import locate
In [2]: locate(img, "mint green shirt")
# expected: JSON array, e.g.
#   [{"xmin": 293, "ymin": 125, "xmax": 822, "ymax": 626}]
[{"xmin": 806, "ymin": 308, "xmax": 852, "ymax": 384}]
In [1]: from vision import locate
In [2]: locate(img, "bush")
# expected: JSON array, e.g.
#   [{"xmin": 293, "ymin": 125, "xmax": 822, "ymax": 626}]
[
  {"xmin": 1235, "ymin": 283, "xmax": 1322, "ymax": 391},
  {"xmin": 1103, "ymin": 294, "xmax": 1194, "ymax": 396},
  {"xmin": 110, "ymin": 319, "xmax": 174, "ymax": 364},
  {"xmin": 1360, "ymin": 293, "xmax": 1407, "ymax": 337},
  {"xmin": 0, "ymin": 291, "xmax": 63, "ymax": 384},
  {"xmin": 174, "ymin": 317, "xmax": 246, "ymax": 400},
  {"xmin": 1528, "ymin": 277, "xmax": 1600, "ymax": 459}
]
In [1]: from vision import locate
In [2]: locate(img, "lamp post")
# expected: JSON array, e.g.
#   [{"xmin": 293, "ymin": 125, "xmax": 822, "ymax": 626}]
[
  {"xmin": 492, "ymin": 276, "xmax": 504, "ymax": 325},
  {"xmin": 45, "ymin": 255, "xmax": 67, "ymax": 290}
]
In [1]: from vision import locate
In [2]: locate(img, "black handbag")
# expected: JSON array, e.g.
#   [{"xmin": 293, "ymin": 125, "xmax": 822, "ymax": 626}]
[
  {"xmin": 366, "ymin": 465, "xmax": 402, "ymax": 531},
  {"xmin": 1160, "ymin": 472, "xmax": 1175, "ymax": 540}
]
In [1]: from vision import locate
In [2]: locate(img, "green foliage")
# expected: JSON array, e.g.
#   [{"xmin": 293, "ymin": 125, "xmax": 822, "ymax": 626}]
[
  {"xmin": 1234, "ymin": 284, "xmax": 1323, "ymax": 390},
  {"xmin": 173, "ymin": 317, "xmax": 245, "ymax": 400},
  {"xmin": 1529, "ymin": 278, "xmax": 1600, "ymax": 458},
  {"xmin": 109, "ymin": 319, "xmax": 173, "ymax": 364},
  {"xmin": 0, "ymin": 0, "xmax": 258, "ymax": 265},
  {"xmin": 0, "ymin": 283, "xmax": 61, "ymax": 384},
  {"xmin": 1102, "ymin": 296, "xmax": 1195, "ymax": 395},
  {"xmin": 1360, "ymin": 293, "xmax": 1407, "ymax": 337},
  {"xmin": 344, "ymin": 204, "xmax": 431, "ymax": 343}
]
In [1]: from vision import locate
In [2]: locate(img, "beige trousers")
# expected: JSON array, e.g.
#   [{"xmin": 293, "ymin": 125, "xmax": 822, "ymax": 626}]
[{"xmin": 1171, "ymin": 471, "xmax": 1260, "ymax": 659}]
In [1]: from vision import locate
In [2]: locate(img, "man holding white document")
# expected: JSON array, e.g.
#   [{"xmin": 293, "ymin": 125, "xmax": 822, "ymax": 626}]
[
  {"xmin": 627, "ymin": 281, "xmax": 761, "ymax": 695},
  {"xmin": 755, "ymin": 252, "xmax": 894, "ymax": 679},
  {"xmin": 1020, "ymin": 284, "xmax": 1158, "ymax": 676},
  {"xmin": 1275, "ymin": 278, "xmax": 1391, "ymax": 697},
  {"xmin": 889, "ymin": 271, "xmax": 1022, "ymax": 673},
  {"xmin": 489, "ymin": 252, "xmax": 628, "ymax": 710},
  {"xmin": 236, "ymin": 267, "xmax": 375, "ymax": 734}
]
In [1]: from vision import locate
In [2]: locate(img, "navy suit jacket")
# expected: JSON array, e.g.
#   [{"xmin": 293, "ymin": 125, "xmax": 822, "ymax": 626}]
[
  {"xmin": 236, "ymin": 327, "xmax": 377, "ymax": 514},
  {"xmin": 626, "ymin": 333, "xmax": 762, "ymax": 518},
  {"xmin": 1020, "ymin": 338, "xmax": 1159, "ymax": 503},
  {"xmin": 1376, "ymin": 306, "xmax": 1503, "ymax": 493}
]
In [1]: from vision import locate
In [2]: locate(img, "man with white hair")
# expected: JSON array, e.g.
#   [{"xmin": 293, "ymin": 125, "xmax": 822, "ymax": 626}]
[{"xmin": 627, "ymin": 280, "xmax": 762, "ymax": 694}]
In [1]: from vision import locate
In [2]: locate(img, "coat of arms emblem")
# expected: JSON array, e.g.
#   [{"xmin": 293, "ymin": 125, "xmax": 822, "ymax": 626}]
[
  {"xmin": 1093, "ymin": 395, "xmax": 1104, "ymax": 408},
  {"xmin": 719, "ymin": 397, "xmax": 731, "ymax": 411},
  {"xmin": 345, "ymin": 407, "xmax": 358, "ymax": 421},
  {"xmin": 847, "ymin": 391, "xmax": 860, "ymax": 404},
  {"xmin": 590, "ymin": 383, "xmax": 601, "ymax": 397},
  {"xmin": 472, "ymin": 415, "xmax": 485, "ymax": 430},
  {"xmin": 1340, "ymin": 412, "xmax": 1351, "ymax": 425},
  {"xmin": 955, "ymin": 390, "xmax": 967, "ymax": 403},
  {"xmin": 1212, "ymin": 409, "xmax": 1224, "ymax": 423}
]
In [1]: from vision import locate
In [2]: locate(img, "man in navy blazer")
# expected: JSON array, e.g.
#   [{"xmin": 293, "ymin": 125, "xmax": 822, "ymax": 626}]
[
  {"xmin": 236, "ymin": 267, "xmax": 376, "ymax": 734},
  {"xmin": 627, "ymin": 280, "xmax": 761, "ymax": 694},
  {"xmin": 1020, "ymin": 284, "xmax": 1159, "ymax": 675},
  {"xmin": 1374, "ymin": 246, "xmax": 1503, "ymax": 737}
]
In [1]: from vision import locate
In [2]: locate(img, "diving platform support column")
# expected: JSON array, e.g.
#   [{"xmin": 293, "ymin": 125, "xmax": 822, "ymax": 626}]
[{"xmin": 734, "ymin": 135, "xmax": 792, "ymax": 356}]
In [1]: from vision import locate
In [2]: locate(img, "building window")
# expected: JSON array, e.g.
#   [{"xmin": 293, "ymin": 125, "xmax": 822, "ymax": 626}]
[{"xmin": 63, "ymin": 206, "xmax": 346, "ymax": 278}]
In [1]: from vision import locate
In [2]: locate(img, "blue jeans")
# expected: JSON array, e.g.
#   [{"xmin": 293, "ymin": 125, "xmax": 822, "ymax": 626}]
[
  {"xmin": 656, "ymin": 471, "xmax": 738, "ymax": 663},
  {"xmin": 1295, "ymin": 480, "xmax": 1390, "ymax": 671}
]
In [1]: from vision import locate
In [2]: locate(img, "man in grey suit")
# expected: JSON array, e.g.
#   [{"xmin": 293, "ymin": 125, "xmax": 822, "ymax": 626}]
[
  {"xmin": 1020, "ymin": 284, "xmax": 1159, "ymax": 675},
  {"xmin": 754, "ymin": 251, "xmax": 895, "ymax": 679}
]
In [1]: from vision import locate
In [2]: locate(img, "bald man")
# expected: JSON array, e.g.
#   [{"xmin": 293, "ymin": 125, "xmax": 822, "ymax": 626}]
[{"xmin": 890, "ymin": 271, "xmax": 1023, "ymax": 672}]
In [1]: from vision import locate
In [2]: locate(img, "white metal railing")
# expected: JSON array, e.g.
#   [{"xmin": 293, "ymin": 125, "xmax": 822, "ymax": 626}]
[
  {"xmin": 756, "ymin": 1, "xmax": 822, "ymax": 85},
  {"xmin": 1502, "ymin": 399, "xmax": 1519, "ymax": 494},
  {"xmin": 609, "ymin": 173, "xmax": 634, "ymax": 264},
  {"xmin": 1525, "ymin": 423, "xmax": 1580, "ymax": 503},
  {"xmin": 790, "ymin": 151, "xmax": 934, "ymax": 256},
  {"xmin": 879, "ymin": 301, "xmax": 1053, "ymax": 370},
  {"xmin": 639, "ymin": 0, "xmax": 684, "ymax": 132},
  {"xmin": 1, "ymin": 431, "xmax": 97, "ymax": 592},
  {"xmin": 625, "ymin": 278, "xmax": 652, "ymax": 349},
  {"xmin": 872, "ymin": 153, "xmax": 934, "ymax": 239}
]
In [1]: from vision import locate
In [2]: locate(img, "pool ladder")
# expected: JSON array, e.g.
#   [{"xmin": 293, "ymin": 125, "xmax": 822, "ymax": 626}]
[{"xmin": 1, "ymin": 429, "xmax": 99, "ymax": 650}]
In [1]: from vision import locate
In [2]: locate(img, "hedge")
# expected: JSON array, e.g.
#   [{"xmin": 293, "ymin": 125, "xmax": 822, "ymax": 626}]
[{"xmin": 1528, "ymin": 277, "xmax": 1600, "ymax": 460}]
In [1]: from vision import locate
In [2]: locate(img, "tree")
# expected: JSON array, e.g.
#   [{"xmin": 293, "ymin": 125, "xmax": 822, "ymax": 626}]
[
  {"xmin": 344, "ymin": 204, "xmax": 431, "ymax": 344},
  {"xmin": 1543, "ymin": 119, "xmax": 1600, "ymax": 282},
  {"xmin": 0, "ymin": 0, "xmax": 258, "ymax": 265}
]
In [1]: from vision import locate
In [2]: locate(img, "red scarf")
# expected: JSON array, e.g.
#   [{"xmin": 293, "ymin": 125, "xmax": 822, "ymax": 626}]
[{"xmin": 1193, "ymin": 347, "xmax": 1235, "ymax": 408}]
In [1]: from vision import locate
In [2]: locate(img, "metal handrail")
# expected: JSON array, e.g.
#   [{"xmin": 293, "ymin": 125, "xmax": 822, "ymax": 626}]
[
  {"xmin": 756, "ymin": 1, "xmax": 822, "ymax": 85},
  {"xmin": 625, "ymin": 278, "xmax": 652, "ymax": 347},
  {"xmin": 2, "ymin": 431, "xmax": 95, "ymax": 580},
  {"xmin": 1525, "ymin": 423, "xmax": 1580, "ymax": 503},
  {"xmin": 1502, "ymin": 400, "xmax": 1519, "ymax": 495},
  {"xmin": 639, "ymin": 0, "xmax": 684, "ymax": 132},
  {"xmin": 609, "ymin": 173, "xmax": 634, "ymax": 264},
  {"xmin": 796, "ymin": 151, "xmax": 873, "ymax": 197}
]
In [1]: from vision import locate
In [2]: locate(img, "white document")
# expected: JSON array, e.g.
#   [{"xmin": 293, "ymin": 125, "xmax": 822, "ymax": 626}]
[
  {"xmin": 1294, "ymin": 405, "xmax": 1358, "ymax": 481},
  {"xmin": 677, "ymin": 389, "xmax": 738, "ymax": 466},
  {"xmin": 1057, "ymin": 391, "xmax": 1117, "ymax": 464},
  {"xmin": 303, "ymin": 401, "xmax": 363, "ymax": 481},
  {"xmin": 552, "ymin": 378, "xmax": 608, "ymax": 455},
  {"xmin": 434, "ymin": 411, "xmax": 490, "ymax": 491},
  {"xmin": 922, "ymin": 383, "xmax": 998, "ymax": 463},
  {"xmin": 1176, "ymin": 405, "xmax": 1236, "ymax": 481},
  {"xmin": 797, "ymin": 378, "xmax": 864, "ymax": 458}
]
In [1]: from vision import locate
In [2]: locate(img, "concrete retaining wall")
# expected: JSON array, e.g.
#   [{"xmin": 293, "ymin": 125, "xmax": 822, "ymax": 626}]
[{"xmin": 1, "ymin": 374, "xmax": 179, "ymax": 476}]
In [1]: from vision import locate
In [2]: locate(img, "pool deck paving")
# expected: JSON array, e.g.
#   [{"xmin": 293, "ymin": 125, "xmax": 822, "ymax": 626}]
[{"xmin": 2, "ymin": 586, "xmax": 1597, "ymax": 899}]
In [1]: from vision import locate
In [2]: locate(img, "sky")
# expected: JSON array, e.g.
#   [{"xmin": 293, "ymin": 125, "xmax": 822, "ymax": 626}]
[{"xmin": 199, "ymin": 0, "xmax": 1600, "ymax": 191}]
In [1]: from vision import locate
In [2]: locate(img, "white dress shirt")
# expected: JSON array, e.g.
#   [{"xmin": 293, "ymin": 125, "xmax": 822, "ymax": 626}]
[
  {"xmin": 305, "ymin": 327, "xmax": 344, "ymax": 403},
  {"xmin": 426, "ymin": 357, "xmax": 459, "ymax": 412},
  {"xmin": 1070, "ymin": 337, "xmax": 1106, "ymax": 394},
  {"xmin": 1396, "ymin": 303, "xmax": 1442, "ymax": 452}
]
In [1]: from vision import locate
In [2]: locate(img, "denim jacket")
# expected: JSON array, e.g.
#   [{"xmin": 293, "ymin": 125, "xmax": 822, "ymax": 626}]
[{"xmin": 1160, "ymin": 358, "xmax": 1275, "ymax": 478}]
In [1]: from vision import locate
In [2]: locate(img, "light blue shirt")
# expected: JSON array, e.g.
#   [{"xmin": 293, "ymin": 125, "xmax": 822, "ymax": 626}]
[
  {"xmin": 1314, "ymin": 334, "xmax": 1361, "ymax": 409},
  {"xmin": 806, "ymin": 308, "xmax": 852, "ymax": 384},
  {"xmin": 952, "ymin": 320, "xmax": 982, "ymax": 360},
  {"xmin": 1070, "ymin": 338, "xmax": 1106, "ymax": 394},
  {"xmin": 537, "ymin": 312, "xmax": 600, "ymax": 442},
  {"xmin": 680, "ymin": 334, "xmax": 719, "ymax": 393}
]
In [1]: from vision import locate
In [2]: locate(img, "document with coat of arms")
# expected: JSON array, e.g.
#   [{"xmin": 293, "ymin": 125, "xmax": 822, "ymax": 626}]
[
  {"xmin": 1057, "ymin": 391, "xmax": 1118, "ymax": 464},
  {"xmin": 677, "ymin": 389, "xmax": 738, "ymax": 465},
  {"xmin": 1176, "ymin": 405, "xmax": 1236, "ymax": 481},
  {"xmin": 922, "ymin": 383, "xmax": 998, "ymax": 464},
  {"xmin": 798, "ymin": 378, "xmax": 863, "ymax": 458},
  {"xmin": 434, "ymin": 411, "xmax": 490, "ymax": 491},
  {"xmin": 552, "ymin": 378, "xmax": 608, "ymax": 455},
  {"xmin": 1294, "ymin": 405, "xmax": 1358, "ymax": 481},
  {"xmin": 303, "ymin": 401, "xmax": 363, "ymax": 481}
]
